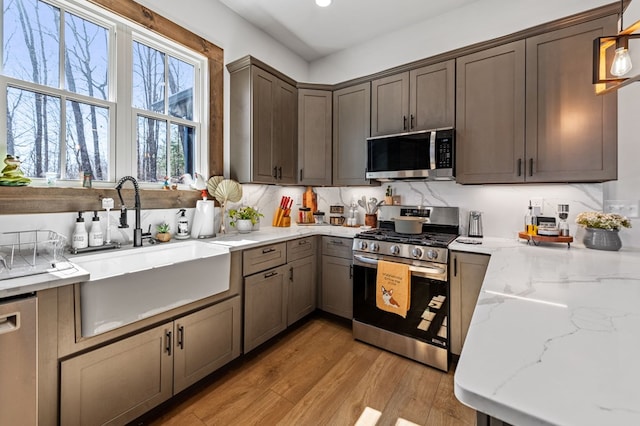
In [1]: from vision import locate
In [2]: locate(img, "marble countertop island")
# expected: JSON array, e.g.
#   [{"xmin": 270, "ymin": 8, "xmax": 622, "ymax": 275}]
[{"xmin": 452, "ymin": 238, "xmax": 640, "ymax": 426}]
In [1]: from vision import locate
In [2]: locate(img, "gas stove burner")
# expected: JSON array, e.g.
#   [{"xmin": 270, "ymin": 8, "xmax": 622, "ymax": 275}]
[{"xmin": 356, "ymin": 229, "xmax": 457, "ymax": 248}]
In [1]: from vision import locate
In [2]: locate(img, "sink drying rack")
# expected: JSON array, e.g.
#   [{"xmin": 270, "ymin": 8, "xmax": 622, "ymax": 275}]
[{"xmin": 0, "ymin": 230, "xmax": 72, "ymax": 280}]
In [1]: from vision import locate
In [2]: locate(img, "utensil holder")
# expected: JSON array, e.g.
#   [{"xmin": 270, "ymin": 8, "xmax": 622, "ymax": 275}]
[{"xmin": 365, "ymin": 214, "xmax": 377, "ymax": 228}]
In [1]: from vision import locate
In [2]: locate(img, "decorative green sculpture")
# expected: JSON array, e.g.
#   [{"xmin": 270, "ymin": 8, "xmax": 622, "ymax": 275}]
[{"xmin": 0, "ymin": 155, "xmax": 31, "ymax": 186}]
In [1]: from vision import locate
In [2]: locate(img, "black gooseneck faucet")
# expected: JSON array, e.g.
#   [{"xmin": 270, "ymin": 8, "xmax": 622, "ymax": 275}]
[{"xmin": 115, "ymin": 176, "xmax": 143, "ymax": 247}]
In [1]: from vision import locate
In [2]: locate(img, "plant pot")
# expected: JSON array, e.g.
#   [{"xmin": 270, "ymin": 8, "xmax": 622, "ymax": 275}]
[
  {"xmin": 582, "ymin": 227, "xmax": 621, "ymax": 251},
  {"xmin": 155, "ymin": 232, "xmax": 171, "ymax": 242},
  {"xmin": 235, "ymin": 219, "xmax": 253, "ymax": 234}
]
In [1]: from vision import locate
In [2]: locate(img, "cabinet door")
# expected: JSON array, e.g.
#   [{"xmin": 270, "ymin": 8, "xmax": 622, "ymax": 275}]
[
  {"xmin": 410, "ymin": 60, "xmax": 455, "ymax": 131},
  {"xmin": 321, "ymin": 255, "xmax": 353, "ymax": 319},
  {"xmin": 244, "ymin": 265, "xmax": 288, "ymax": 352},
  {"xmin": 60, "ymin": 323, "xmax": 173, "ymax": 426},
  {"xmin": 456, "ymin": 41, "xmax": 526, "ymax": 184},
  {"xmin": 275, "ymin": 79, "xmax": 298, "ymax": 184},
  {"xmin": 525, "ymin": 16, "xmax": 617, "ymax": 182},
  {"xmin": 371, "ymin": 72, "xmax": 409, "ymax": 136},
  {"xmin": 333, "ymin": 82, "xmax": 374, "ymax": 186},
  {"xmin": 298, "ymin": 89, "xmax": 332, "ymax": 185},
  {"xmin": 251, "ymin": 66, "xmax": 277, "ymax": 183},
  {"xmin": 174, "ymin": 296, "xmax": 242, "ymax": 393},
  {"xmin": 449, "ymin": 252, "xmax": 490, "ymax": 356},
  {"xmin": 288, "ymin": 256, "xmax": 317, "ymax": 326}
]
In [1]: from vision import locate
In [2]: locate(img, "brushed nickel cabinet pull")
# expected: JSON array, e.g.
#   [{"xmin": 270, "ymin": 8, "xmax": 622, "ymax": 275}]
[
  {"xmin": 278, "ymin": 167, "xmax": 282, "ymax": 179},
  {"xmin": 264, "ymin": 271, "xmax": 277, "ymax": 278},
  {"xmin": 262, "ymin": 247, "xmax": 276, "ymax": 254},
  {"xmin": 517, "ymin": 158, "xmax": 522, "ymax": 176},
  {"xmin": 403, "ymin": 115, "xmax": 408, "ymax": 131},
  {"xmin": 273, "ymin": 166, "xmax": 278, "ymax": 178},
  {"xmin": 410, "ymin": 114, "xmax": 415, "ymax": 129}
]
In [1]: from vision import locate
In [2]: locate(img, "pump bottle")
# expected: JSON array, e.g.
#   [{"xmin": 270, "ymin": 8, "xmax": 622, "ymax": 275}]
[
  {"xmin": 176, "ymin": 209, "xmax": 190, "ymax": 239},
  {"xmin": 88, "ymin": 211, "xmax": 103, "ymax": 247},
  {"xmin": 72, "ymin": 212, "xmax": 89, "ymax": 249}
]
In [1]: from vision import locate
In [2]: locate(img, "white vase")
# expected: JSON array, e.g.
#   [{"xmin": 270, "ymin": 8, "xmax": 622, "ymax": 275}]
[{"xmin": 235, "ymin": 219, "xmax": 253, "ymax": 234}]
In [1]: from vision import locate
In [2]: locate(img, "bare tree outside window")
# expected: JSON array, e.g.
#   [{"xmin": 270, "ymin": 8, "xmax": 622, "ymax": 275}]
[
  {"xmin": 2, "ymin": 0, "xmax": 204, "ymax": 185},
  {"xmin": 2, "ymin": 0, "xmax": 109, "ymax": 180},
  {"xmin": 133, "ymin": 40, "xmax": 195, "ymax": 183}
]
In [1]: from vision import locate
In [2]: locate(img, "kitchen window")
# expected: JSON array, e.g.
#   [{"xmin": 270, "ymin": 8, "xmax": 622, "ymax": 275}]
[{"xmin": 0, "ymin": 0, "xmax": 207, "ymax": 186}]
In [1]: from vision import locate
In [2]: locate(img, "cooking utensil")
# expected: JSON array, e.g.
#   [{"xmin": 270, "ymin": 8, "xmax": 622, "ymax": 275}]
[
  {"xmin": 392, "ymin": 217, "xmax": 426, "ymax": 234},
  {"xmin": 357, "ymin": 198, "xmax": 367, "ymax": 211},
  {"xmin": 367, "ymin": 198, "xmax": 377, "ymax": 214}
]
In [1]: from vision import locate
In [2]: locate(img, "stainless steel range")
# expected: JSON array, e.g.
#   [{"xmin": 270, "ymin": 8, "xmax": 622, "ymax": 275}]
[{"xmin": 352, "ymin": 206, "xmax": 459, "ymax": 371}]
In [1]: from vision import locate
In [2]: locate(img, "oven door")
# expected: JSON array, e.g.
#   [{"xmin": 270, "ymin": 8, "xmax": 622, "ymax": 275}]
[{"xmin": 352, "ymin": 254, "xmax": 448, "ymax": 349}]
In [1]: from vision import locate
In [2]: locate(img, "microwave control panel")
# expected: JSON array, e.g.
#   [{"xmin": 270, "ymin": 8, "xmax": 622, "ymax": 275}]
[{"xmin": 435, "ymin": 129, "xmax": 454, "ymax": 169}]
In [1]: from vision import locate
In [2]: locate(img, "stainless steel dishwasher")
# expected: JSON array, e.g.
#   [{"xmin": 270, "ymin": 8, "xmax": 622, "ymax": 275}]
[{"xmin": 0, "ymin": 295, "xmax": 37, "ymax": 426}]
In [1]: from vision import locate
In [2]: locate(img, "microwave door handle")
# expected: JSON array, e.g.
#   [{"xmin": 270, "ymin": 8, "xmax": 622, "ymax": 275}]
[{"xmin": 430, "ymin": 131, "xmax": 436, "ymax": 170}]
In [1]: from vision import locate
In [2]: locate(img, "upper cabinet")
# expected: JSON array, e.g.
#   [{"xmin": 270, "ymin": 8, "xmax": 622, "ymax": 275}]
[
  {"xmin": 298, "ymin": 89, "xmax": 332, "ymax": 186},
  {"xmin": 456, "ymin": 41, "xmax": 526, "ymax": 184},
  {"xmin": 228, "ymin": 58, "xmax": 298, "ymax": 184},
  {"xmin": 333, "ymin": 82, "xmax": 376, "ymax": 186},
  {"xmin": 456, "ymin": 16, "xmax": 617, "ymax": 184},
  {"xmin": 524, "ymin": 17, "xmax": 617, "ymax": 183},
  {"xmin": 371, "ymin": 60, "xmax": 455, "ymax": 136}
]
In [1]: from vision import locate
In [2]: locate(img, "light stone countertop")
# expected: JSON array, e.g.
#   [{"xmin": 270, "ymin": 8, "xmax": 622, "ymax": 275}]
[{"xmin": 452, "ymin": 236, "xmax": 640, "ymax": 426}]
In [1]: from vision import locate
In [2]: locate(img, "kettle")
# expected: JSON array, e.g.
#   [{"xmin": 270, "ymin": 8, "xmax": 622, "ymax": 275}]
[{"xmin": 468, "ymin": 211, "xmax": 483, "ymax": 238}]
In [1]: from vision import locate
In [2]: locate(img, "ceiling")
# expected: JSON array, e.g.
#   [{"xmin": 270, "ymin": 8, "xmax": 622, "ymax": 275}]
[{"xmin": 218, "ymin": 0, "xmax": 481, "ymax": 61}]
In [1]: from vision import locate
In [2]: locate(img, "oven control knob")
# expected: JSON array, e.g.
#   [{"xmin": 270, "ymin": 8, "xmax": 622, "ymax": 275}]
[
  {"xmin": 370, "ymin": 243, "xmax": 379, "ymax": 252},
  {"xmin": 358, "ymin": 241, "xmax": 368, "ymax": 250},
  {"xmin": 426, "ymin": 249, "xmax": 438, "ymax": 260},
  {"xmin": 390, "ymin": 245, "xmax": 400, "ymax": 255},
  {"xmin": 412, "ymin": 247, "xmax": 423, "ymax": 258}
]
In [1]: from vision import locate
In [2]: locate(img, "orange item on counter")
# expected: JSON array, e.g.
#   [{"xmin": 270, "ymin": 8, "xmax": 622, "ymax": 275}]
[{"xmin": 303, "ymin": 186, "xmax": 317, "ymax": 212}]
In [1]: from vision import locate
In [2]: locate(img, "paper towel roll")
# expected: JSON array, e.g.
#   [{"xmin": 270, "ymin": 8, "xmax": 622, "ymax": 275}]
[{"xmin": 191, "ymin": 200, "xmax": 215, "ymax": 238}]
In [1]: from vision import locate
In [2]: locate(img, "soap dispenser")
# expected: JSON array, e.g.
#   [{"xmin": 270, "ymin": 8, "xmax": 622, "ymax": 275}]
[
  {"xmin": 89, "ymin": 211, "xmax": 103, "ymax": 247},
  {"xmin": 176, "ymin": 208, "xmax": 190, "ymax": 239},
  {"xmin": 72, "ymin": 212, "xmax": 88, "ymax": 250}
]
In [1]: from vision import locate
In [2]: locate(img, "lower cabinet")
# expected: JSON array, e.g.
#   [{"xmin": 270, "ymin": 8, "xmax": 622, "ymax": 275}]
[
  {"xmin": 244, "ymin": 264, "xmax": 289, "ymax": 352},
  {"xmin": 244, "ymin": 236, "xmax": 317, "ymax": 352},
  {"xmin": 449, "ymin": 251, "xmax": 490, "ymax": 356},
  {"xmin": 321, "ymin": 237, "xmax": 353, "ymax": 319},
  {"xmin": 60, "ymin": 296, "xmax": 241, "ymax": 426},
  {"xmin": 288, "ymin": 253, "xmax": 317, "ymax": 326}
]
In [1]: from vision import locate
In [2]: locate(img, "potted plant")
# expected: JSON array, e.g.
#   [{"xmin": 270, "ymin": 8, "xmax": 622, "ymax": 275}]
[
  {"xmin": 228, "ymin": 206, "xmax": 263, "ymax": 234},
  {"xmin": 575, "ymin": 211, "xmax": 631, "ymax": 251},
  {"xmin": 155, "ymin": 223, "xmax": 171, "ymax": 242}
]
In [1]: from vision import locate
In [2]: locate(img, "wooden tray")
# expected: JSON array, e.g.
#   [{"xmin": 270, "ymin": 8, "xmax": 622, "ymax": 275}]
[{"xmin": 518, "ymin": 232, "xmax": 573, "ymax": 247}]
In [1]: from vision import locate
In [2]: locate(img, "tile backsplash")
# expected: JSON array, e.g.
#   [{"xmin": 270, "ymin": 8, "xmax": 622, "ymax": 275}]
[{"xmin": 1, "ymin": 181, "xmax": 626, "ymax": 247}]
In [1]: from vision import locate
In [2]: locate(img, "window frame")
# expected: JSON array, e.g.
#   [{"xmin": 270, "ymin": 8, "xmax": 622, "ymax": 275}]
[{"xmin": 0, "ymin": 0, "xmax": 223, "ymax": 214}]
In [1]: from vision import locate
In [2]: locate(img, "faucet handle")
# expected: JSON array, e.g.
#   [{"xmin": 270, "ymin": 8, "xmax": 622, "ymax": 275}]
[{"xmin": 119, "ymin": 206, "xmax": 129, "ymax": 228}]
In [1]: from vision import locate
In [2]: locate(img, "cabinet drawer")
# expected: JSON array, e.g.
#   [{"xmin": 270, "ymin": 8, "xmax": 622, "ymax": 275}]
[
  {"xmin": 287, "ymin": 236, "xmax": 316, "ymax": 262},
  {"xmin": 322, "ymin": 236, "xmax": 352, "ymax": 259},
  {"xmin": 243, "ymin": 242, "xmax": 287, "ymax": 276}
]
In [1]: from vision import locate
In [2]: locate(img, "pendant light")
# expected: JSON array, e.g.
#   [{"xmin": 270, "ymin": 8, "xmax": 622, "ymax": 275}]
[
  {"xmin": 315, "ymin": 0, "xmax": 331, "ymax": 7},
  {"xmin": 610, "ymin": 0, "xmax": 632, "ymax": 77},
  {"xmin": 592, "ymin": 0, "xmax": 640, "ymax": 94}
]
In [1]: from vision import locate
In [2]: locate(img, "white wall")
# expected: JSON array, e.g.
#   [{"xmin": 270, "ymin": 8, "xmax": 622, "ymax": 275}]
[{"xmin": 309, "ymin": 0, "xmax": 612, "ymax": 83}]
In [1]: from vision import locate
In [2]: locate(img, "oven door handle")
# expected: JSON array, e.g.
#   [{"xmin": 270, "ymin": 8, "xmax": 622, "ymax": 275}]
[{"xmin": 353, "ymin": 254, "xmax": 446, "ymax": 276}]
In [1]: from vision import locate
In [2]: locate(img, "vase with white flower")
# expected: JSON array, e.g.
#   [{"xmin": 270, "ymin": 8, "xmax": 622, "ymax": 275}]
[{"xmin": 575, "ymin": 211, "xmax": 632, "ymax": 251}]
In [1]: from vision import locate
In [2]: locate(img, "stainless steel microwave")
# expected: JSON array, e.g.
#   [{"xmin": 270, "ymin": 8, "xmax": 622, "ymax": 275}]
[{"xmin": 366, "ymin": 128, "xmax": 455, "ymax": 181}]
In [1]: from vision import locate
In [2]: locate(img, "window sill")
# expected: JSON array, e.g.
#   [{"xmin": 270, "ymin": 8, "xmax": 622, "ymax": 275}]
[{"xmin": 0, "ymin": 186, "xmax": 202, "ymax": 214}]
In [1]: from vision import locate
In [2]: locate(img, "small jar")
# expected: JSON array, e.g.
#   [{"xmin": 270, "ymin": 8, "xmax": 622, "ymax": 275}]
[
  {"xmin": 299, "ymin": 207, "xmax": 311, "ymax": 224},
  {"xmin": 313, "ymin": 211, "xmax": 325, "ymax": 224},
  {"xmin": 83, "ymin": 172, "xmax": 92, "ymax": 188}
]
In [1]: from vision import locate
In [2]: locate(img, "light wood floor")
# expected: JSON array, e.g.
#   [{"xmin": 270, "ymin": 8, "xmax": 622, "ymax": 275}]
[{"xmin": 139, "ymin": 314, "xmax": 475, "ymax": 426}]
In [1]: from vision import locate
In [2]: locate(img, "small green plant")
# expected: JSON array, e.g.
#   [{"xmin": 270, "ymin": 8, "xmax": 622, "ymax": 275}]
[
  {"xmin": 228, "ymin": 206, "xmax": 263, "ymax": 226},
  {"xmin": 156, "ymin": 223, "xmax": 170, "ymax": 233},
  {"xmin": 576, "ymin": 212, "xmax": 631, "ymax": 231}
]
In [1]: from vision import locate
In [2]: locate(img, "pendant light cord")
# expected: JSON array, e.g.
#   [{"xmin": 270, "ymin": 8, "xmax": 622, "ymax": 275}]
[{"xmin": 620, "ymin": 0, "xmax": 624, "ymax": 33}]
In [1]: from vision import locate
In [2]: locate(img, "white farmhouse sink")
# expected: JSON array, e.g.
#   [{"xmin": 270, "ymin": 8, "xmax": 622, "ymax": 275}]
[{"xmin": 73, "ymin": 240, "xmax": 231, "ymax": 337}]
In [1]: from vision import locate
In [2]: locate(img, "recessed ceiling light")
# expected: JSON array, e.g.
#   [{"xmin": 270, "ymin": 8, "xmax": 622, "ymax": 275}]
[{"xmin": 316, "ymin": 0, "xmax": 331, "ymax": 7}]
